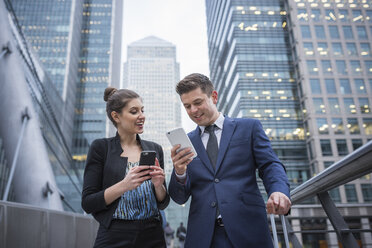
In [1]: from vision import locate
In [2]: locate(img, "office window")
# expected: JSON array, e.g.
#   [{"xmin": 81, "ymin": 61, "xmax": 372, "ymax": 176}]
[
  {"xmin": 324, "ymin": 161, "xmax": 334, "ymax": 168},
  {"xmin": 332, "ymin": 118, "xmax": 344, "ymax": 134},
  {"xmin": 347, "ymin": 118, "xmax": 360, "ymax": 134},
  {"xmin": 350, "ymin": 61, "xmax": 362, "ymax": 74},
  {"xmin": 351, "ymin": 139, "xmax": 363, "ymax": 150},
  {"xmin": 354, "ymin": 79, "xmax": 366, "ymax": 93},
  {"xmin": 329, "ymin": 98, "xmax": 340, "ymax": 114},
  {"xmin": 313, "ymin": 98, "xmax": 326, "ymax": 114},
  {"xmin": 361, "ymin": 184, "xmax": 372, "ymax": 203},
  {"xmin": 301, "ymin": 25, "xmax": 311, "ymax": 38},
  {"xmin": 344, "ymin": 98, "xmax": 357, "ymax": 114},
  {"xmin": 325, "ymin": 79, "xmax": 337, "ymax": 93},
  {"xmin": 304, "ymin": 42, "xmax": 314, "ymax": 56},
  {"xmin": 320, "ymin": 139, "xmax": 332, "ymax": 156},
  {"xmin": 342, "ymin": 26, "xmax": 354, "ymax": 39},
  {"xmin": 310, "ymin": 79, "xmax": 321, "ymax": 93},
  {"xmin": 363, "ymin": 118, "xmax": 372, "ymax": 135},
  {"xmin": 346, "ymin": 43, "xmax": 357, "ymax": 56},
  {"xmin": 312, "ymin": 9, "xmax": 321, "ymax": 21},
  {"xmin": 317, "ymin": 118, "xmax": 329, "ymax": 134},
  {"xmin": 336, "ymin": 60, "xmax": 347, "ymax": 75},
  {"xmin": 325, "ymin": 9, "xmax": 336, "ymax": 22},
  {"xmin": 359, "ymin": 98, "xmax": 370, "ymax": 114},
  {"xmin": 365, "ymin": 61, "xmax": 372, "ymax": 74},
  {"xmin": 307, "ymin": 60, "xmax": 318, "ymax": 74},
  {"xmin": 356, "ymin": 26, "xmax": 367, "ymax": 39},
  {"xmin": 321, "ymin": 60, "xmax": 332, "ymax": 74},
  {"xmin": 332, "ymin": 42, "xmax": 343, "ymax": 56},
  {"xmin": 328, "ymin": 25, "xmax": 340, "ymax": 39},
  {"xmin": 352, "ymin": 10, "xmax": 363, "ymax": 22},
  {"xmin": 329, "ymin": 188, "xmax": 341, "ymax": 203},
  {"xmin": 340, "ymin": 79, "xmax": 351, "ymax": 94},
  {"xmin": 336, "ymin": 139, "xmax": 348, "ymax": 156},
  {"xmin": 345, "ymin": 184, "xmax": 358, "ymax": 203},
  {"xmin": 315, "ymin": 25, "xmax": 326, "ymax": 39},
  {"xmin": 360, "ymin": 43, "xmax": 370, "ymax": 56},
  {"xmin": 367, "ymin": 10, "xmax": 372, "ymax": 20},
  {"xmin": 298, "ymin": 9, "xmax": 309, "ymax": 21},
  {"xmin": 317, "ymin": 42, "xmax": 328, "ymax": 56},
  {"xmin": 338, "ymin": 9, "xmax": 349, "ymax": 22}
]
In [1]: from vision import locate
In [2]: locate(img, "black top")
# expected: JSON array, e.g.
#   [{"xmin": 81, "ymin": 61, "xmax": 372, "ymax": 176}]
[{"xmin": 81, "ymin": 132, "xmax": 170, "ymax": 228}]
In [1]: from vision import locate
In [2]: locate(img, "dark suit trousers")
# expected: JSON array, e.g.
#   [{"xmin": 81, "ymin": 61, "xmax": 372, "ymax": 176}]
[{"xmin": 211, "ymin": 225, "xmax": 234, "ymax": 248}]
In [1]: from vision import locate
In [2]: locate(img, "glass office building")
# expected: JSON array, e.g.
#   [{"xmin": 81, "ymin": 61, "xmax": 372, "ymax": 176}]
[
  {"xmin": 205, "ymin": 0, "xmax": 372, "ymax": 246},
  {"xmin": 123, "ymin": 36, "xmax": 186, "ymax": 233}
]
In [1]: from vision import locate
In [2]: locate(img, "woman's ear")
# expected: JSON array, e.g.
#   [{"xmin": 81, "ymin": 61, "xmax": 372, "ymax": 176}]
[{"xmin": 111, "ymin": 111, "xmax": 120, "ymax": 124}]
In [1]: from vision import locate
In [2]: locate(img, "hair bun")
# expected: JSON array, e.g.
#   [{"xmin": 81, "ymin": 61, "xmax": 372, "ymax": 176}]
[{"xmin": 104, "ymin": 87, "xmax": 117, "ymax": 101}]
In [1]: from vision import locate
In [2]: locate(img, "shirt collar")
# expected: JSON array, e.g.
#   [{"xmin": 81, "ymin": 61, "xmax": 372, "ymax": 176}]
[{"xmin": 199, "ymin": 113, "xmax": 224, "ymax": 135}]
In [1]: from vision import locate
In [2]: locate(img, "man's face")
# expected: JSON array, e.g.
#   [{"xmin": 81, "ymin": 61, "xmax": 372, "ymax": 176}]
[{"xmin": 180, "ymin": 87, "xmax": 219, "ymax": 126}]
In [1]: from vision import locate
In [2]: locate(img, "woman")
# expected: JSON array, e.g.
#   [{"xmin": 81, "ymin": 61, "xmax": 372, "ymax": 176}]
[{"xmin": 82, "ymin": 87, "xmax": 170, "ymax": 247}]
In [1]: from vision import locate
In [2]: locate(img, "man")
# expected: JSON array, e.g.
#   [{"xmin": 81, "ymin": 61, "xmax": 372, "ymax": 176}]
[
  {"xmin": 176, "ymin": 222, "xmax": 187, "ymax": 248},
  {"xmin": 164, "ymin": 222, "xmax": 174, "ymax": 248},
  {"xmin": 168, "ymin": 73, "xmax": 291, "ymax": 248}
]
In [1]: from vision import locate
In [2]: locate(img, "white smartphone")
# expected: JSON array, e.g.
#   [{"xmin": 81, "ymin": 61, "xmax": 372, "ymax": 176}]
[{"xmin": 166, "ymin": 127, "xmax": 197, "ymax": 159}]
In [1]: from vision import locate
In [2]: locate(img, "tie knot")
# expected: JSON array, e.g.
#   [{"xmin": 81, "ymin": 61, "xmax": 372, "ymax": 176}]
[{"xmin": 205, "ymin": 124, "xmax": 216, "ymax": 133}]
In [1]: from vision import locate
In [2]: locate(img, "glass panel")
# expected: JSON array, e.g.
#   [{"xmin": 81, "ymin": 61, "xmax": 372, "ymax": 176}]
[
  {"xmin": 307, "ymin": 60, "xmax": 318, "ymax": 74},
  {"xmin": 325, "ymin": 79, "xmax": 336, "ymax": 93},
  {"xmin": 315, "ymin": 25, "xmax": 326, "ymax": 39},
  {"xmin": 361, "ymin": 184, "xmax": 372, "ymax": 203},
  {"xmin": 345, "ymin": 184, "xmax": 358, "ymax": 203},
  {"xmin": 365, "ymin": 61, "xmax": 372, "ymax": 74},
  {"xmin": 347, "ymin": 118, "xmax": 360, "ymax": 134},
  {"xmin": 329, "ymin": 188, "xmax": 341, "ymax": 203},
  {"xmin": 351, "ymin": 139, "xmax": 363, "ymax": 150},
  {"xmin": 336, "ymin": 139, "xmax": 348, "ymax": 156},
  {"xmin": 338, "ymin": 9, "xmax": 349, "ymax": 22},
  {"xmin": 332, "ymin": 42, "xmax": 343, "ymax": 56},
  {"xmin": 320, "ymin": 139, "xmax": 332, "ymax": 156},
  {"xmin": 352, "ymin": 10, "xmax": 363, "ymax": 22},
  {"xmin": 317, "ymin": 42, "xmax": 328, "ymax": 56},
  {"xmin": 329, "ymin": 25, "xmax": 340, "ymax": 39},
  {"xmin": 321, "ymin": 60, "xmax": 332, "ymax": 74},
  {"xmin": 359, "ymin": 98, "xmax": 370, "ymax": 114},
  {"xmin": 356, "ymin": 26, "xmax": 367, "ymax": 39},
  {"xmin": 340, "ymin": 79, "xmax": 351, "ymax": 93},
  {"xmin": 360, "ymin": 43, "xmax": 370, "ymax": 56},
  {"xmin": 304, "ymin": 42, "xmax": 314, "ymax": 56},
  {"xmin": 329, "ymin": 98, "xmax": 340, "ymax": 114},
  {"xmin": 313, "ymin": 98, "xmax": 326, "ymax": 114},
  {"xmin": 311, "ymin": 9, "xmax": 321, "ymax": 21},
  {"xmin": 298, "ymin": 9, "xmax": 309, "ymax": 21},
  {"xmin": 301, "ymin": 25, "xmax": 311, "ymax": 38},
  {"xmin": 350, "ymin": 61, "xmax": 362, "ymax": 74},
  {"xmin": 336, "ymin": 60, "xmax": 347, "ymax": 75},
  {"xmin": 310, "ymin": 79, "xmax": 321, "ymax": 93},
  {"xmin": 354, "ymin": 79, "xmax": 366, "ymax": 93},
  {"xmin": 317, "ymin": 118, "xmax": 329, "ymax": 134},
  {"xmin": 346, "ymin": 43, "xmax": 357, "ymax": 56},
  {"xmin": 342, "ymin": 26, "xmax": 354, "ymax": 39},
  {"xmin": 324, "ymin": 161, "xmax": 334, "ymax": 168},
  {"xmin": 332, "ymin": 118, "xmax": 344, "ymax": 134},
  {"xmin": 325, "ymin": 9, "xmax": 337, "ymax": 22},
  {"xmin": 363, "ymin": 118, "xmax": 372, "ymax": 135}
]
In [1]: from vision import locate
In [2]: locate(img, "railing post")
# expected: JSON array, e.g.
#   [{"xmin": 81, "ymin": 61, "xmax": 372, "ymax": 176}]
[
  {"xmin": 282, "ymin": 216, "xmax": 303, "ymax": 248},
  {"xmin": 317, "ymin": 191, "xmax": 359, "ymax": 248},
  {"xmin": 2, "ymin": 108, "xmax": 30, "ymax": 201}
]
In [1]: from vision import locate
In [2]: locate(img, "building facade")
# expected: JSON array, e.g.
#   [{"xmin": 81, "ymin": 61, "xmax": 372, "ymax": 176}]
[
  {"xmin": 123, "ymin": 36, "xmax": 186, "ymax": 233},
  {"xmin": 205, "ymin": 0, "xmax": 372, "ymax": 247}
]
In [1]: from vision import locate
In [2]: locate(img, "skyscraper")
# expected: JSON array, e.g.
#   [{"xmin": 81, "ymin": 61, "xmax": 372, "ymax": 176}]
[
  {"xmin": 123, "ymin": 36, "xmax": 186, "ymax": 230},
  {"xmin": 205, "ymin": 0, "xmax": 372, "ymax": 246}
]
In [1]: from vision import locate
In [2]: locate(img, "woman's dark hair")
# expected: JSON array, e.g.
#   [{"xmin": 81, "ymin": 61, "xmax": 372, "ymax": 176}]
[
  {"xmin": 104, "ymin": 87, "xmax": 140, "ymax": 127},
  {"xmin": 176, "ymin": 73, "xmax": 214, "ymax": 96}
]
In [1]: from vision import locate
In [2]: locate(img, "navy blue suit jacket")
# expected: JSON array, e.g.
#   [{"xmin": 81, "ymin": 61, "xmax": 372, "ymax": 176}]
[{"xmin": 169, "ymin": 117, "xmax": 290, "ymax": 248}]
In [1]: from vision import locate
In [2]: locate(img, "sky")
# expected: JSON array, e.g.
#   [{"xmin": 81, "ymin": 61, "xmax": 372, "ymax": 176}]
[{"xmin": 122, "ymin": 0, "xmax": 210, "ymax": 132}]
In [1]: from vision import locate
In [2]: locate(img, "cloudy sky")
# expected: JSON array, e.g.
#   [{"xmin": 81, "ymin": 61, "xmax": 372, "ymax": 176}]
[{"xmin": 122, "ymin": 0, "xmax": 210, "ymax": 131}]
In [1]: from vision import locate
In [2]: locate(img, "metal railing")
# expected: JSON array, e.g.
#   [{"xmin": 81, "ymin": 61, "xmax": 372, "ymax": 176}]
[
  {"xmin": 279, "ymin": 141, "xmax": 372, "ymax": 248},
  {"xmin": 0, "ymin": 200, "xmax": 98, "ymax": 248}
]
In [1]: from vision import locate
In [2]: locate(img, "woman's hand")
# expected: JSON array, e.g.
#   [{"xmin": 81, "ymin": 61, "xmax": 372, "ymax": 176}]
[
  {"xmin": 121, "ymin": 165, "xmax": 151, "ymax": 191},
  {"xmin": 150, "ymin": 158, "xmax": 165, "ymax": 189}
]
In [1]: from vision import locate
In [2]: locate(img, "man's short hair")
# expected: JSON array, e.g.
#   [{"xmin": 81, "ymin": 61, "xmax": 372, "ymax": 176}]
[{"xmin": 176, "ymin": 73, "xmax": 214, "ymax": 96}]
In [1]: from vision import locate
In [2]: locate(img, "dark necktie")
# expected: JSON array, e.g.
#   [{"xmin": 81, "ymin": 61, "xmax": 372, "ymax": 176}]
[{"xmin": 205, "ymin": 125, "xmax": 218, "ymax": 169}]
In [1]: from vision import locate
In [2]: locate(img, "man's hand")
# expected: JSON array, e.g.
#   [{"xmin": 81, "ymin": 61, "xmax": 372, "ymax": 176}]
[
  {"xmin": 267, "ymin": 192, "xmax": 291, "ymax": 215},
  {"xmin": 171, "ymin": 144, "xmax": 194, "ymax": 175}
]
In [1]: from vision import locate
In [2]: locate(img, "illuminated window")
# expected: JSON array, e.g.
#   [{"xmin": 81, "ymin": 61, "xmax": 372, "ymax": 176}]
[
  {"xmin": 304, "ymin": 42, "xmax": 314, "ymax": 55},
  {"xmin": 329, "ymin": 98, "xmax": 340, "ymax": 114},
  {"xmin": 347, "ymin": 118, "xmax": 360, "ymax": 134},
  {"xmin": 338, "ymin": 9, "xmax": 349, "ymax": 22},
  {"xmin": 365, "ymin": 61, "xmax": 372, "ymax": 74},
  {"xmin": 317, "ymin": 42, "xmax": 328, "ymax": 55},
  {"xmin": 332, "ymin": 42, "xmax": 343, "ymax": 56},
  {"xmin": 321, "ymin": 60, "xmax": 332, "ymax": 74},
  {"xmin": 332, "ymin": 118, "xmax": 344, "ymax": 134},
  {"xmin": 313, "ymin": 98, "xmax": 326, "ymax": 113},
  {"xmin": 297, "ymin": 9, "xmax": 308, "ymax": 21},
  {"xmin": 344, "ymin": 98, "xmax": 357, "ymax": 114},
  {"xmin": 360, "ymin": 43, "xmax": 370, "ymax": 56},
  {"xmin": 352, "ymin": 10, "xmax": 363, "ymax": 22},
  {"xmin": 317, "ymin": 118, "xmax": 329, "ymax": 134},
  {"xmin": 359, "ymin": 98, "xmax": 370, "ymax": 114},
  {"xmin": 350, "ymin": 60, "xmax": 362, "ymax": 74},
  {"xmin": 307, "ymin": 60, "xmax": 318, "ymax": 74},
  {"xmin": 325, "ymin": 9, "xmax": 337, "ymax": 22},
  {"xmin": 363, "ymin": 118, "xmax": 372, "ymax": 134},
  {"xmin": 312, "ymin": 9, "xmax": 321, "ymax": 21},
  {"xmin": 354, "ymin": 79, "xmax": 366, "ymax": 93}
]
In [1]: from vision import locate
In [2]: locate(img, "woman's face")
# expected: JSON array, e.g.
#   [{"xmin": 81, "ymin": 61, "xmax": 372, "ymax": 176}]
[{"xmin": 113, "ymin": 98, "xmax": 145, "ymax": 134}]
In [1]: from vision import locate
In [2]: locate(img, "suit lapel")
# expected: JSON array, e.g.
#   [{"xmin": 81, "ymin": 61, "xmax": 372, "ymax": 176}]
[
  {"xmin": 189, "ymin": 127, "xmax": 215, "ymax": 174},
  {"xmin": 215, "ymin": 117, "xmax": 236, "ymax": 173}
]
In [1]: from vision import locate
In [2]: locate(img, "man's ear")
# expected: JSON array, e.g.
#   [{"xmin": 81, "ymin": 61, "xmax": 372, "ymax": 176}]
[
  {"xmin": 111, "ymin": 111, "xmax": 120, "ymax": 124},
  {"xmin": 211, "ymin": 90, "xmax": 218, "ymax": 104}
]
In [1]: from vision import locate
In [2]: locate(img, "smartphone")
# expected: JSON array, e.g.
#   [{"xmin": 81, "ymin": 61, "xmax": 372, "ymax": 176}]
[
  {"xmin": 166, "ymin": 127, "xmax": 197, "ymax": 159},
  {"xmin": 139, "ymin": 151, "xmax": 156, "ymax": 177}
]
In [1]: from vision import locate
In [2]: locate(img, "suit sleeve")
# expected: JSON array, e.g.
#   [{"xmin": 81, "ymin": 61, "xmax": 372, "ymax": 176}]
[
  {"xmin": 155, "ymin": 144, "xmax": 170, "ymax": 210},
  {"xmin": 168, "ymin": 169, "xmax": 191, "ymax": 205},
  {"xmin": 252, "ymin": 120, "xmax": 290, "ymax": 198},
  {"xmin": 81, "ymin": 139, "xmax": 108, "ymax": 214}
]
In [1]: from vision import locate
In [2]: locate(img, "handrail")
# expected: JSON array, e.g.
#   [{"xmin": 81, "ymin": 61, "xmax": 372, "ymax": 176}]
[{"xmin": 291, "ymin": 141, "xmax": 372, "ymax": 204}]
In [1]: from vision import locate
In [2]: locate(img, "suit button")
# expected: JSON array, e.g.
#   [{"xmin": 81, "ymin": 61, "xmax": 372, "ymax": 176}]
[
  {"xmin": 214, "ymin": 178, "xmax": 219, "ymax": 183},
  {"xmin": 211, "ymin": 202, "xmax": 216, "ymax": 207}
]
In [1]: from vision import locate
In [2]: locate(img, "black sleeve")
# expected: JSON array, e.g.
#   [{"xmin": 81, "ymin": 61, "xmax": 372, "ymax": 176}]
[
  {"xmin": 156, "ymin": 144, "xmax": 170, "ymax": 210},
  {"xmin": 81, "ymin": 139, "xmax": 108, "ymax": 214}
]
